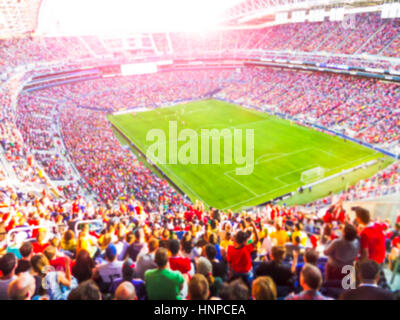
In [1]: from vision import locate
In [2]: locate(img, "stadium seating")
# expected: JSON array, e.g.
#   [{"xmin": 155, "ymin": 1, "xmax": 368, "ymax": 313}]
[{"xmin": 0, "ymin": 8, "xmax": 399, "ymax": 301}]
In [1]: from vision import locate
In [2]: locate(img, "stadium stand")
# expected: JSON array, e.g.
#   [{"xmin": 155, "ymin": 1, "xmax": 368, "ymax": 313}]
[{"xmin": 0, "ymin": 3, "xmax": 399, "ymax": 302}]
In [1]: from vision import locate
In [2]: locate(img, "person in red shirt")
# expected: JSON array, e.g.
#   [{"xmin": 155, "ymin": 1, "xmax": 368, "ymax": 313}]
[
  {"xmin": 168, "ymin": 239, "xmax": 192, "ymax": 275},
  {"xmin": 353, "ymin": 207, "xmax": 386, "ymax": 264},
  {"xmin": 226, "ymin": 220, "xmax": 259, "ymax": 285},
  {"xmin": 184, "ymin": 208, "xmax": 194, "ymax": 223},
  {"xmin": 43, "ymin": 245, "xmax": 71, "ymax": 273},
  {"xmin": 32, "ymin": 228, "xmax": 50, "ymax": 254},
  {"xmin": 323, "ymin": 201, "xmax": 346, "ymax": 224}
]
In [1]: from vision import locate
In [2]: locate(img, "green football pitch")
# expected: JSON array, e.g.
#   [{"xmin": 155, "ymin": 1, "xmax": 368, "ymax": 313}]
[{"xmin": 108, "ymin": 99, "xmax": 391, "ymax": 211}]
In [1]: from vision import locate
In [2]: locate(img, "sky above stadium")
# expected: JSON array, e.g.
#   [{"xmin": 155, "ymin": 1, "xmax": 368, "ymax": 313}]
[{"xmin": 38, "ymin": 0, "xmax": 244, "ymax": 35}]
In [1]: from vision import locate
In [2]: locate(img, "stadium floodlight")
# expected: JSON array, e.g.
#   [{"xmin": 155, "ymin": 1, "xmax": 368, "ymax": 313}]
[{"xmin": 301, "ymin": 166, "xmax": 325, "ymax": 184}]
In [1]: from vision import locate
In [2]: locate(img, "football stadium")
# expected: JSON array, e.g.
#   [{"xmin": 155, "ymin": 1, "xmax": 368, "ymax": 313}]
[{"xmin": 0, "ymin": 0, "xmax": 399, "ymax": 302}]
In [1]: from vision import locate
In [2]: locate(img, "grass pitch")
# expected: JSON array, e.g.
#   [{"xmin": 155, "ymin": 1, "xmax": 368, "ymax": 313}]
[{"xmin": 108, "ymin": 99, "xmax": 390, "ymax": 211}]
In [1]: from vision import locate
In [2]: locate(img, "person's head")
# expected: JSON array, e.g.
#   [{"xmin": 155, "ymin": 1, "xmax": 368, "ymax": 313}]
[
  {"xmin": 115, "ymin": 281, "xmax": 136, "ymax": 300},
  {"xmin": 196, "ymin": 257, "xmax": 212, "ymax": 277},
  {"xmin": 295, "ymin": 223, "xmax": 302, "ymax": 232},
  {"xmin": 204, "ymin": 244, "xmax": 217, "ymax": 261},
  {"xmin": 229, "ymin": 279, "xmax": 250, "ymax": 300},
  {"xmin": 80, "ymin": 224, "xmax": 89, "ymax": 236},
  {"xmin": 208, "ymin": 233, "xmax": 218, "ymax": 245},
  {"xmin": 218, "ymin": 282, "xmax": 231, "ymax": 300},
  {"xmin": 133, "ymin": 228, "xmax": 142, "ymax": 242},
  {"xmin": 181, "ymin": 237, "xmax": 193, "ymax": 255},
  {"xmin": 126, "ymin": 232, "xmax": 134, "ymax": 244},
  {"xmin": 358, "ymin": 259, "xmax": 380, "ymax": 284},
  {"xmin": 343, "ymin": 223, "xmax": 358, "ymax": 241},
  {"xmin": 73, "ymin": 250, "xmax": 94, "ymax": 283},
  {"xmin": 234, "ymin": 230, "xmax": 250, "ymax": 246},
  {"xmin": 300, "ymin": 264, "xmax": 322, "ymax": 291},
  {"xmin": 168, "ymin": 239, "xmax": 180, "ymax": 256},
  {"xmin": 43, "ymin": 245, "xmax": 57, "ymax": 261},
  {"xmin": 252, "ymin": 276, "xmax": 277, "ymax": 300},
  {"xmin": 188, "ymin": 274, "xmax": 209, "ymax": 300},
  {"xmin": 155, "ymin": 248, "xmax": 169, "ymax": 269},
  {"xmin": 162, "ymin": 229, "xmax": 170, "ymax": 239},
  {"xmin": 271, "ymin": 246, "xmax": 286, "ymax": 264},
  {"xmin": 304, "ymin": 248, "xmax": 319, "ymax": 265},
  {"xmin": 19, "ymin": 242, "xmax": 33, "ymax": 259},
  {"xmin": 63, "ymin": 230, "xmax": 75, "ymax": 242},
  {"xmin": 353, "ymin": 207, "xmax": 370, "ymax": 226},
  {"xmin": 148, "ymin": 238, "xmax": 158, "ymax": 253},
  {"xmin": 30, "ymin": 254, "xmax": 50, "ymax": 277},
  {"xmin": 50, "ymin": 237, "xmax": 60, "ymax": 249},
  {"xmin": 68, "ymin": 280, "xmax": 102, "ymax": 300},
  {"xmin": 0, "ymin": 253, "xmax": 17, "ymax": 277},
  {"xmin": 8, "ymin": 273, "xmax": 36, "ymax": 300},
  {"xmin": 105, "ymin": 243, "xmax": 117, "ymax": 262},
  {"xmin": 122, "ymin": 258, "xmax": 135, "ymax": 281}
]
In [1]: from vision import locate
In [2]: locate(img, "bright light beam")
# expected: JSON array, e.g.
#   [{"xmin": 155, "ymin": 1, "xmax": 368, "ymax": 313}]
[{"xmin": 37, "ymin": 0, "xmax": 245, "ymax": 35}]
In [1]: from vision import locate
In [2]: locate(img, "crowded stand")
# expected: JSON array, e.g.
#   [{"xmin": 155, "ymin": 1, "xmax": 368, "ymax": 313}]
[
  {"xmin": 0, "ymin": 65, "xmax": 398, "ymax": 301},
  {"xmin": 308, "ymin": 163, "xmax": 400, "ymax": 209},
  {"xmin": 359, "ymin": 17, "xmax": 400, "ymax": 56},
  {"xmin": 0, "ymin": 3, "xmax": 399, "ymax": 302},
  {"xmin": 0, "ymin": 180, "xmax": 399, "ymax": 300},
  {"xmin": 1, "ymin": 12, "xmax": 400, "ymax": 77}
]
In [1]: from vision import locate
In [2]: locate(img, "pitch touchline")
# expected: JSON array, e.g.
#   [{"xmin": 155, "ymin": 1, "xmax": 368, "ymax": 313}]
[
  {"xmin": 111, "ymin": 118, "xmax": 382, "ymax": 211},
  {"xmin": 134, "ymin": 106, "xmax": 213, "ymax": 123},
  {"xmin": 254, "ymin": 148, "xmax": 311, "ymax": 165},
  {"xmin": 224, "ymin": 171, "xmax": 258, "ymax": 197},
  {"xmin": 114, "ymin": 122, "xmax": 210, "ymax": 207},
  {"xmin": 222, "ymin": 154, "xmax": 381, "ymax": 210}
]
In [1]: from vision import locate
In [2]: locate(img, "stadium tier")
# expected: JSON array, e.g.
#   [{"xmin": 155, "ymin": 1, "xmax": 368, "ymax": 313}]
[{"xmin": 0, "ymin": 2, "xmax": 399, "ymax": 302}]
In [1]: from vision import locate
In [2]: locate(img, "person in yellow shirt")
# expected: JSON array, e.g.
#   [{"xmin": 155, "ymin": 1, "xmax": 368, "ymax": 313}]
[
  {"xmin": 291, "ymin": 223, "xmax": 308, "ymax": 247},
  {"xmin": 61, "ymin": 230, "xmax": 77, "ymax": 253},
  {"xmin": 269, "ymin": 224, "xmax": 289, "ymax": 246},
  {"xmin": 76, "ymin": 224, "xmax": 97, "ymax": 257},
  {"xmin": 220, "ymin": 231, "xmax": 233, "ymax": 251}
]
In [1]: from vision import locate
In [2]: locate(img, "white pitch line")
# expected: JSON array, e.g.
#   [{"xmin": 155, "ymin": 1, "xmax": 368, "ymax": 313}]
[
  {"xmin": 311, "ymin": 147, "xmax": 348, "ymax": 162},
  {"xmin": 275, "ymin": 164, "xmax": 317, "ymax": 180},
  {"xmin": 255, "ymin": 153, "xmax": 284, "ymax": 163},
  {"xmin": 325, "ymin": 153, "xmax": 379, "ymax": 173},
  {"xmin": 137, "ymin": 106, "xmax": 213, "ymax": 123},
  {"xmin": 116, "ymin": 123, "xmax": 210, "ymax": 207},
  {"xmin": 255, "ymin": 148, "xmax": 311, "ymax": 165},
  {"xmin": 224, "ymin": 171, "xmax": 258, "ymax": 196},
  {"xmin": 111, "ymin": 110, "xmax": 383, "ymax": 212}
]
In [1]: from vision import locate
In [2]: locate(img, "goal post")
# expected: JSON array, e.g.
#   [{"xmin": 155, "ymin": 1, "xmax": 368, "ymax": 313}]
[{"xmin": 301, "ymin": 166, "xmax": 325, "ymax": 183}]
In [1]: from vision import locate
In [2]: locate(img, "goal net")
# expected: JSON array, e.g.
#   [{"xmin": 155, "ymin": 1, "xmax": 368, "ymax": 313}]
[{"xmin": 301, "ymin": 166, "xmax": 325, "ymax": 184}]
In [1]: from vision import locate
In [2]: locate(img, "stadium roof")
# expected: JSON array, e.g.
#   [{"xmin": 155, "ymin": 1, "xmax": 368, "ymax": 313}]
[
  {"xmin": 37, "ymin": 0, "xmax": 247, "ymax": 35},
  {"xmin": 222, "ymin": 0, "xmax": 390, "ymax": 26},
  {"xmin": 0, "ymin": 0, "xmax": 392, "ymax": 38}
]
